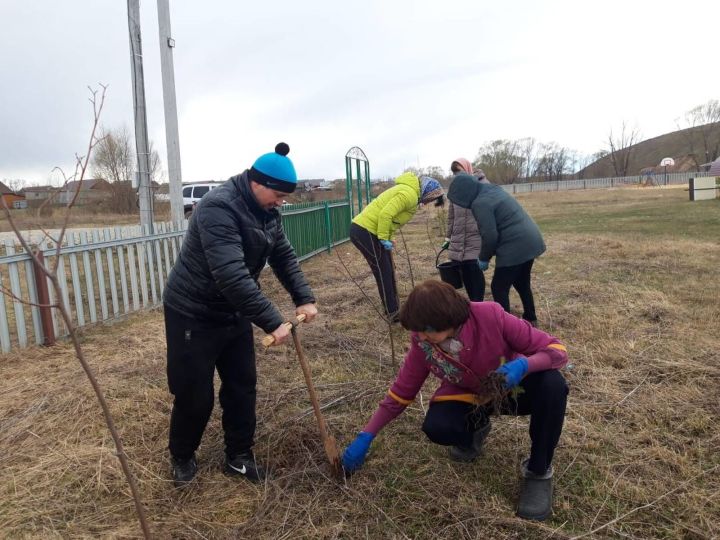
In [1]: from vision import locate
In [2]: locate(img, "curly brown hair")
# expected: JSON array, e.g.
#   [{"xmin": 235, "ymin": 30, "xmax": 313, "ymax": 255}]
[{"xmin": 399, "ymin": 280, "xmax": 470, "ymax": 332}]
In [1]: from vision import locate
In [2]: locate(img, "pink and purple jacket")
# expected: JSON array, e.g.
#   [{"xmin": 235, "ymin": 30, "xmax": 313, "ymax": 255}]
[{"xmin": 363, "ymin": 302, "xmax": 568, "ymax": 435}]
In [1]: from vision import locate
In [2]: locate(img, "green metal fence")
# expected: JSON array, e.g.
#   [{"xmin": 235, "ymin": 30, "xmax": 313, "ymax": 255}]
[{"xmin": 280, "ymin": 199, "xmax": 352, "ymax": 261}]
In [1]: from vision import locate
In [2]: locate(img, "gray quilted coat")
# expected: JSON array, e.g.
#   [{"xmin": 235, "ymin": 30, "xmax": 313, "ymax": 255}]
[
  {"xmin": 446, "ymin": 203, "xmax": 482, "ymax": 261},
  {"xmin": 445, "ymin": 176, "xmax": 490, "ymax": 261}
]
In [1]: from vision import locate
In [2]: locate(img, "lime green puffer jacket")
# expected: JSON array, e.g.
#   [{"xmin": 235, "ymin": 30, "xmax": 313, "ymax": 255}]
[{"xmin": 352, "ymin": 173, "xmax": 420, "ymax": 240}]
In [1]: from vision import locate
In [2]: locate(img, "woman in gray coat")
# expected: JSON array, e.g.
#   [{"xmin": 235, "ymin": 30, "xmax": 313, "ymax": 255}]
[
  {"xmin": 447, "ymin": 173, "xmax": 546, "ymax": 325},
  {"xmin": 442, "ymin": 158, "xmax": 487, "ymax": 301}
]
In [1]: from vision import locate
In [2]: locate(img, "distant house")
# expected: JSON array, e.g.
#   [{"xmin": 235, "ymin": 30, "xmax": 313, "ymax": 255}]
[
  {"xmin": 0, "ymin": 181, "xmax": 26, "ymax": 208},
  {"xmin": 314, "ymin": 180, "xmax": 334, "ymax": 191},
  {"xmin": 299, "ymin": 179, "xmax": 336, "ymax": 191},
  {"xmin": 299, "ymin": 179, "xmax": 323, "ymax": 191},
  {"xmin": 21, "ymin": 186, "xmax": 58, "ymax": 201},
  {"xmin": 57, "ymin": 179, "xmax": 111, "ymax": 205}
]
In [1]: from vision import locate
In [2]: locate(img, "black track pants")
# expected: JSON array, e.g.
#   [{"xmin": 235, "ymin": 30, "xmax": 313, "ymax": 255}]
[{"xmin": 165, "ymin": 305, "xmax": 257, "ymax": 460}]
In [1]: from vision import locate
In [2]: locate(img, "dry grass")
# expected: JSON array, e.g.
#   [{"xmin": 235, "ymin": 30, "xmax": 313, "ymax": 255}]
[
  {"xmin": 0, "ymin": 207, "xmax": 143, "ymax": 233},
  {"xmin": 1, "ymin": 187, "xmax": 719, "ymax": 538}
]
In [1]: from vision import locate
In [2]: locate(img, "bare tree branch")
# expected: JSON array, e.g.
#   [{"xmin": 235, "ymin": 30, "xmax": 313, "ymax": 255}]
[
  {"xmin": 0, "ymin": 85, "xmax": 152, "ymax": 539},
  {"xmin": 334, "ymin": 246, "xmax": 397, "ymax": 365},
  {"xmin": 607, "ymin": 121, "xmax": 640, "ymax": 177},
  {"xmin": 676, "ymin": 99, "xmax": 720, "ymax": 168},
  {"xmin": 397, "ymin": 228, "xmax": 415, "ymax": 289},
  {"xmin": 0, "ymin": 283, "xmax": 56, "ymax": 309}
]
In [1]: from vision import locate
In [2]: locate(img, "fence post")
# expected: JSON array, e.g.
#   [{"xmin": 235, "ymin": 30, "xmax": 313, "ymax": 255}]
[
  {"xmin": 32, "ymin": 250, "xmax": 56, "ymax": 346},
  {"xmin": 323, "ymin": 201, "xmax": 333, "ymax": 253}
]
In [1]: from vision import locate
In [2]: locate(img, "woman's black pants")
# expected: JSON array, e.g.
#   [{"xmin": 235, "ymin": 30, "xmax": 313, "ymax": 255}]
[
  {"xmin": 421, "ymin": 370, "xmax": 568, "ymax": 475},
  {"xmin": 458, "ymin": 259, "xmax": 485, "ymax": 301},
  {"xmin": 349, "ymin": 223, "xmax": 399, "ymax": 316},
  {"xmin": 491, "ymin": 259, "xmax": 537, "ymax": 322}
]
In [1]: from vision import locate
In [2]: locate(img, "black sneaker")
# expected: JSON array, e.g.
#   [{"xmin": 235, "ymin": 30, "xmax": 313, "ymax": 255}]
[
  {"xmin": 449, "ymin": 420, "xmax": 492, "ymax": 462},
  {"xmin": 224, "ymin": 451, "xmax": 266, "ymax": 482},
  {"xmin": 171, "ymin": 455, "xmax": 198, "ymax": 488}
]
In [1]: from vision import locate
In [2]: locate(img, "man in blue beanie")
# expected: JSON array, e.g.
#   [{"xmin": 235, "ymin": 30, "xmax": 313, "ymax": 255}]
[{"xmin": 163, "ymin": 142, "xmax": 318, "ymax": 487}]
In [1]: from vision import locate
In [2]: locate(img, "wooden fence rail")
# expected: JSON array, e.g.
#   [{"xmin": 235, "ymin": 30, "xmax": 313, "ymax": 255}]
[{"xmin": 0, "ymin": 222, "xmax": 187, "ymax": 353}]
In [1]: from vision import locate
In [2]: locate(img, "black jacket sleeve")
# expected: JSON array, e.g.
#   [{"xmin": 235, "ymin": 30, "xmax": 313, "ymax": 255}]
[{"xmin": 196, "ymin": 200, "xmax": 284, "ymax": 333}]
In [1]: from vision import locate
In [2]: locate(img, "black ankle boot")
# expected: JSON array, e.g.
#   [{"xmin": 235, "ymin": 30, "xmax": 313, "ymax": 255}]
[{"xmin": 171, "ymin": 455, "xmax": 198, "ymax": 488}]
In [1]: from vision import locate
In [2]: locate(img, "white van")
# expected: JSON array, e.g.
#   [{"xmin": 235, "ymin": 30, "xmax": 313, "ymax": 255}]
[{"xmin": 182, "ymin": 181, "xmax": 223, "ymax": 216}]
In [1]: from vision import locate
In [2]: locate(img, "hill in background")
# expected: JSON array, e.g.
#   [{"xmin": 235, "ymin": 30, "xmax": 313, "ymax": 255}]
[{"xmin": 581, "ymin": 122, "xmax": 720, "ymax": 178}]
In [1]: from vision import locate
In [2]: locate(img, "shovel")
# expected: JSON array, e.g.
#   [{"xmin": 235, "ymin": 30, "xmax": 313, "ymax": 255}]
[{"xmin": 262, "ymin": 315, "xmax": 343, "ymax": 479}]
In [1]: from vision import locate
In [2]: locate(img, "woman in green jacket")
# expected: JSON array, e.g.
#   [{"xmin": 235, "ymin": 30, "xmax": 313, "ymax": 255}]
[{"xmin": 350, "ymin": 172, "xmax": 444, "ymax": 319}]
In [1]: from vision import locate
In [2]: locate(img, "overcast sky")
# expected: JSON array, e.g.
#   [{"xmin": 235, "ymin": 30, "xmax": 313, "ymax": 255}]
[{"xmin": 2, "ymin": 0, "xmax": 719, "ymax": 185}]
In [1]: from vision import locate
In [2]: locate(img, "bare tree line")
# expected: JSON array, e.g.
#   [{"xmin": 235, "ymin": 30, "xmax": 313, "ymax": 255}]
[
  {"xmin": 675, "ymin": 99, "xmax": 720, "ymax": 170},
  {"xmin": 3, "ymin": 126, "xmax": 164, "ymax": 216},
  {"xmin": 403, "ymin": 99, "xmax": 719, "ymax": 185},
  {"xmin": 91, "ymin": 126, "xmax": 163, "ymax": 214},
  {"xmin": 5, "ymin": 101, "xmax": 719, "ymax": 196}
]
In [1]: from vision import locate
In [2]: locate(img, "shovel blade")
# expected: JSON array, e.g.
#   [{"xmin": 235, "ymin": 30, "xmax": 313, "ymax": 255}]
[{"xmin": 323, "ymin": 435, "xmax": 343, "ymax": 479}]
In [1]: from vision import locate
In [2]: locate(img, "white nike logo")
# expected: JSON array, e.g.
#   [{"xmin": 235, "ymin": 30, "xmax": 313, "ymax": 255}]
[{"xmin": 229, "ymin": 463, "xmax": 247, "ymax": 474}]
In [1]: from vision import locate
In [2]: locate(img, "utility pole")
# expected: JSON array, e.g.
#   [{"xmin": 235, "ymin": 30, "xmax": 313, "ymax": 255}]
[
  {"xmin": 127, "ymin": 0, "xmax": 154, "ymax": 232},
  {"xmin": 157, "ymin": 0, "xmax": 184, "ymax": 226}
]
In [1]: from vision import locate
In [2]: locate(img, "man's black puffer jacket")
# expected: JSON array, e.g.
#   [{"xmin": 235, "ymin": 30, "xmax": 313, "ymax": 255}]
[{"xmin": 163, "ymin": 171, "xmax": 315, "ymax": 333}]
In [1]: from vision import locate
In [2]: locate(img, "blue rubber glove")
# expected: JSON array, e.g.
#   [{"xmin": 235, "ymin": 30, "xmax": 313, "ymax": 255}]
[
  {"xmin": 379, "ymin": 240, "xmax": 393, "ymax": 251},
  {"xmin": 495, "ymin": 357, "xmax": 529, "ymax": 389},
  {"xmin": 478, "ymin": 260, "xmax": 489, "ymax": 271},
  {"xmin": 342, "ymin": 432, "xmax": 375, "ymax": 473}
]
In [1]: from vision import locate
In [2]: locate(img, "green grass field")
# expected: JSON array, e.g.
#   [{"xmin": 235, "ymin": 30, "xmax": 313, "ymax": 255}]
[
  {"xmin": 0, "ymin": 186, "xmax": 718, "ymax": 538},
  {"xmin": 528, "ymin": 185, "xmax": 720, "ymax": 238}
]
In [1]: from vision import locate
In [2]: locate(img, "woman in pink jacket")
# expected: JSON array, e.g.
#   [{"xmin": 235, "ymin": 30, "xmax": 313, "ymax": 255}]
[{"xmin": 342, "ymin": 280, "xmax": 569, "ymax": 521}]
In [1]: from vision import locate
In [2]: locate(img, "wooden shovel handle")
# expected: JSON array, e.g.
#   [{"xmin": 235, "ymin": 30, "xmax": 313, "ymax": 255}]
[
  {"xmin": 290, "ymin": 325, "xmax": 342, "ymax": 477},
  {"xmin": 261, "ymin": 313, "xmax": 307, "ymax": 347}
]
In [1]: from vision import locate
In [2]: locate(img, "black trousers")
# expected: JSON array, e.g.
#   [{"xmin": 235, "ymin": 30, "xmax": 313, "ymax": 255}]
[
  {"xmin": 349, "ymin": 223, "xmax": 399, "ymax": 316},
  {"xmin": 459, "ymin": 260, "xmax": 486, "ymax": 302},
  {"xmin": 491, "ymin": 259, "xmax": 537, "ymax": 322},
  {"xmin": 165, "ymin": 305, "xmax": 257, "ymax": 460},
  {"xmin": 421, "ymin": 370, "xmax": 568, "ymax": 475}
]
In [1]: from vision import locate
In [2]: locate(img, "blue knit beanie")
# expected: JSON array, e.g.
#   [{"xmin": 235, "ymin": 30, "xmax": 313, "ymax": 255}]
[
  {"xmin": 419, "ymin": 176, "xmax": 444, "ymax": 203},
  {"xmin": 249, "ymin": 142, "xmax": 298, "ymax": 193}
]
